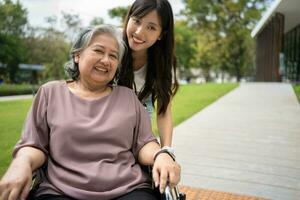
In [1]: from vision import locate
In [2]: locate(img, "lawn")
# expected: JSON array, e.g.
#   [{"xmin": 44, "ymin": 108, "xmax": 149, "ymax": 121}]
[
  {"xmin": 0, "ymin": 99, "xmax": 33, "ymax": 177},
  {"xmin": 152, "ymin": 83, "xmax": 238, "ymax": 134},
  {"xmin": 293, "ymin": 84, "xmax": 300, "ymax": 102},
  {"xmin": 0, "ymin": 83, "xmax": 238, "ymax": 177}
]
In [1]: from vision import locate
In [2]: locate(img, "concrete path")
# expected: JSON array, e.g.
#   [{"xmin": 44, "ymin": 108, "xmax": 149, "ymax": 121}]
[
  {"xmin": 173, "ymin": 83, "xmax": 300, "ymax": 200},
  {"xmin": 0, "ymin": 94, "xmax": 33, "ymax": 101}
]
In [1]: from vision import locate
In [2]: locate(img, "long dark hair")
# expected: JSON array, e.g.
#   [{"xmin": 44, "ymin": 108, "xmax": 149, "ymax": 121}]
[{"xmin": 118, "ymin": 0, "xmax": 179, "ymax": 115}]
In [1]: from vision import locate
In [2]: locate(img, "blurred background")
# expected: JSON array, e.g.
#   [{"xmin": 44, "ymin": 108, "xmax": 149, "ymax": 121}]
[{"xmin": 1, "ymin": 0, "xmax": 299, "ymax": 93}]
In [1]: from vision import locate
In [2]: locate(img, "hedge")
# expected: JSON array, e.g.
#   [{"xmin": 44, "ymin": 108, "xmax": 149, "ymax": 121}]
[{"xmin": 0, "ymin": 84, "xmax": 40, "ymax": 96}]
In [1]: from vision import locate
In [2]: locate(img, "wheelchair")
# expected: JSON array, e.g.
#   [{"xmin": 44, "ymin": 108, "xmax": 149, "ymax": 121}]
[
  {"xmin": 27, "ymin": 169, "xmax": 186, "ymax": 200},
  {"xmin": 162, "ymin": 185, "xmax": 186, "ymax": 200}
]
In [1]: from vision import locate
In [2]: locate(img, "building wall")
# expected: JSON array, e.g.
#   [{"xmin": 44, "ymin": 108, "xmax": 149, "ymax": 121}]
[
  {"xmin": 284, "ymin": 24, "xmax": 300, "ymax": 82},
  {"xmin": 255, "ymin": 13, "xmax": 284, "ymax": 82}
]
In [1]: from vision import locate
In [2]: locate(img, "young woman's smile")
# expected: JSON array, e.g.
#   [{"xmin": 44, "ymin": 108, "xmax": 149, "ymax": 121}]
[{"xmin": 126, "ymin": 10, "xmax": 162, "ymax": 52}]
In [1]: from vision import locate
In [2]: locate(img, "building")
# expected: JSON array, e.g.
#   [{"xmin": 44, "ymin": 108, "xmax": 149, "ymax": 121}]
[
  {"xmin": 17, "ymin": 64, "xmax": 45, "ymax": 83},
  {"xmin": 0, "ymin": 63, "xmax": 45, "ymax": 83},
  {"xmin": 251, "ymin": 0, "xmax": 300, "ymax": 82}
]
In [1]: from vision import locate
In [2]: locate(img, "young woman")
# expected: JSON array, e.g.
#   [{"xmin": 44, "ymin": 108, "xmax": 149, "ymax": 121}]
[{"xmin": 118, "ymin": 0, "xmax": 179, "ymax": 149}]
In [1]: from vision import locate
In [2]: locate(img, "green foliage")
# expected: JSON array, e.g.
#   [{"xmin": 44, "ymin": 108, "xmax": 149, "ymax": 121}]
[
  {"xmin": 293, "ymin": 84, "xmax": 300, "ymax": 102},
  {"xmin": 23, "ymin": 27, "xmax": 70, "ymax": 81},
  {"xmin": 108, "ymin": 6, "xmax": 130, "ymax": 24},
  {"xmin": 0, "ymin": 0, "xmax": 27, "ymax": 35},
  {"xmin": 0, "ymin": 0, "xmax": 28, "ymax": 83},
  {"xmin": 0, "ymin": 84, "xmax": 39, "ymax": 96},
  {"xmin": 42, "ymin": 31, "xmax": 70, "ymax": 80},
  {"xmin": 175, "ymin": 21, "xmax": 198, "ymax": 72},
  {"xmin": 89, "ymin": 17, "xmax": 104, "ymax": 26},
  {"xmin": 182, "ymin": 0, "xmax": 271, "ymax": 81},
  {"xmin": 196, "ymin": 31, "xmax": 223, "ymax": 81},
  {"xmin": 0, "ymin": 99, "xmax": 32, "ymax": 176}
]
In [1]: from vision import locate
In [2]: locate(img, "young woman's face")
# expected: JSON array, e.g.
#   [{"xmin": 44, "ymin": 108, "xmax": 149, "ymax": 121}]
[
  {"xmin": 75, "ymin": 33, "xmax": 119, "ymax": 86},
  {"xmin": 126, "ymin": 10, "xmax": 162, "ymax": 52}
]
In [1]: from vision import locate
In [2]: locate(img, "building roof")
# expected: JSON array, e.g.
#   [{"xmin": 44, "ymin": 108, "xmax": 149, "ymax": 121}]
[
  {"xmin": 251, "ymin": 0, "xmax": 300, "ymax": 37},
  {"xmin": 19, "ymin": 64, "xmax": 45, "ymax": 71},
  {"xmin": 0, "ymin": 63, "xmax": 45, "ymax": 71}
]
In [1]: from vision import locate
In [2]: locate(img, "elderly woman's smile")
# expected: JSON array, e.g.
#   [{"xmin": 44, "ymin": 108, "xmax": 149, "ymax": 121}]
[
  {"xmin": 75, "ymin": 33, "xmax": 119, "ymax": 88},
  {"xmin": 94, "ymin": 65, "xmax": 109, "ymax": 73}
]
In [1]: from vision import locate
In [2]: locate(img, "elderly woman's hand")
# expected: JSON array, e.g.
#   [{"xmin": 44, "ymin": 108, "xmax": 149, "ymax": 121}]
[
  {"xmin": 152, "ymin": 153, "xmax": 181, "ymax": 193},
  {"xmin": 0, "ymin": 157, "xmax": 33, "ymax": 200},
  {"xmin": 0, "ymin": 147, "xmax": 45, "ymax": 200}
]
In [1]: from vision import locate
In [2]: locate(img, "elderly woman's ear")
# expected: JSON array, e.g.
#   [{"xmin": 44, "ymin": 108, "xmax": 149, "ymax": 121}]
[{"xmin": 74, "ymin": 55, "xmax": 79, "ymax": 63}]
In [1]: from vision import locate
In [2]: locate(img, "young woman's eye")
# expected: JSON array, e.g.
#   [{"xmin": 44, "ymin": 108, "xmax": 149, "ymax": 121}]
[
  {"xmin": 132, "ymin": 18, "xmax": 140, "ymax": 24},
  {"xmin": 148, "ymin": 26, "xmax": 156, "ymax": 31}
]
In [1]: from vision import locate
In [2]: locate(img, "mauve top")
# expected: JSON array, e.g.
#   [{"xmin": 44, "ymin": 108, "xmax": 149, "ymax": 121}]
[{"xmin": 13, "ymin": 80, "xmax": 157, "ymax": 200}]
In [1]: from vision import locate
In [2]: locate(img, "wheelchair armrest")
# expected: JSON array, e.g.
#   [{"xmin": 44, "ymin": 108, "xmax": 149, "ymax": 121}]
[{"xmin": 163, "ymin": 185, "xmax": 186, "ymax": 200}]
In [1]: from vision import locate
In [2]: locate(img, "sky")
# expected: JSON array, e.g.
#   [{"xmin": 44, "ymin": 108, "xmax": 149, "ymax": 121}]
[{"xmin": 18, "ymin": 0, "xmax": 185, "ymax": 29}]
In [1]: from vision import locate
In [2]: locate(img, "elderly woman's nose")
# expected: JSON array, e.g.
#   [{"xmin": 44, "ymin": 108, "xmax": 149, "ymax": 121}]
[{"xmin": 100, "ymin": 54, "xmax": 110, "ymax": 64}]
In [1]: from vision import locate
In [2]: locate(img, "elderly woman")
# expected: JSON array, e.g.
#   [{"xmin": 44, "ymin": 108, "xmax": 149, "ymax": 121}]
[{"xmin": 0, "ymin": 25, "xmax": 180, "ymax": 200}]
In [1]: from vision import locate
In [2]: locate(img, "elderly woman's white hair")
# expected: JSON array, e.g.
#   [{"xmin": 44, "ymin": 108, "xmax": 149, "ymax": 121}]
[{"xmin": 65, "ymin": 24, "xmax": 126, "ymax": 82}]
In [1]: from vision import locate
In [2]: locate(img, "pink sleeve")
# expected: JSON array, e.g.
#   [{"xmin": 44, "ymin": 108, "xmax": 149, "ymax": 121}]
[
  {"xmin": 132, "ymin": 92, "xmax": 158, "ymax": 159},
  {"xmin": 13, "ymin": 86, "xmax": 50, "ymax": 157}
]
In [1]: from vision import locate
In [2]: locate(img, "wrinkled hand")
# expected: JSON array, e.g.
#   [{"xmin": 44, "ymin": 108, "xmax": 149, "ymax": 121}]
[
  {"xmin": 0, "ymin": 158, "xmax": 32, "ymax": 200},
  {"xmin": 152, "ymin": 153, "xmax": 181, "ymax": 193}
]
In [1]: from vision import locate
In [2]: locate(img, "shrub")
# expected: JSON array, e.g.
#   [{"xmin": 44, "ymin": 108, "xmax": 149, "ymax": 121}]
[{"xmin": 0, "ymin": 84, "xmax": 40, "ymax": 96}]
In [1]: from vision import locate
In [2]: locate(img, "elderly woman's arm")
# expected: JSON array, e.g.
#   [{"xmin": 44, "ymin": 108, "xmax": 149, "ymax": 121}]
[
  {"xmin": 0, "ymin": 147, "xmax": 45, "ymax": 200},
  {"xmin": 138, "ymin": 141, "xmax": 181, "ymax": 193}
]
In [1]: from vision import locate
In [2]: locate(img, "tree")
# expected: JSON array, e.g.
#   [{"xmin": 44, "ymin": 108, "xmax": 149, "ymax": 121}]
[
  {"xmin": 0, "ymin": 0, "xmax": 27, "ymax": 83},
  {"xmin": 108, "ymin": 6, "xmax": 130, "ymax": 25},
  {"xmin": 23, "ymin": 25, "xmax": 70, "ymax": 81},
  {"xmin": 174, "ymin": 21, "xmax": 198, "ymax": 79},
  {"xmin": 0, "ymin": 0, "xmax": 27, "ymax": 35},
  {"xmin": 182, "ymin": 0, "xmax": 271, "ymax": 81},
  {"xmin": 22, "ymin": 13, "xmax": 71, "ymax": 82},
  {"xmin": 42, "ymin": 30, "xmax": 69, "ymax": 80},
  {"xmin": 61, "ymin": 12, "xmax": 82, "ymax": 41},
  {"xmin": 89, "ymin": 17, "xmax": 104, "ymax": 26},
  {"xmin": 196, "ymin": 30, "xmax": 223, "ymax": 81}
]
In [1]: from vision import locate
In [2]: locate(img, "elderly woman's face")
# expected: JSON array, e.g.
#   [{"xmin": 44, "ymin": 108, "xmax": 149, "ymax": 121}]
[{"xmin": 75, "ymin": 33, "xmax": 119, "ymax": 86}]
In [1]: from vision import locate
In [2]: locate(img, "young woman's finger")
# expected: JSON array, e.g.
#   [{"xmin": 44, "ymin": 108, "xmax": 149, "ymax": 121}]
[
  {"xmin": 159, "ymin": 169, "xmax": 168, "ymax": 193},
  {"xmin": 152, "ymin": 166, "xmax": 160, "ymax": 188}
]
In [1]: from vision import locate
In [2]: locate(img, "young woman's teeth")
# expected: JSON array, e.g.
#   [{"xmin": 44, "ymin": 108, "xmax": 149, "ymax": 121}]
[{"xmin": 133, "ymin": 36, "xmax": 144, "ymax": 44}]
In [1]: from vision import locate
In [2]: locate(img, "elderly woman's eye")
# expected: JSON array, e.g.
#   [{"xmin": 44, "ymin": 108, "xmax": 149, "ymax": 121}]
[
  {"xmin": 95, "ymin": 49, "xmax": 104, "ymax": 53},
  {"xmin": 110, "ymin": 54, "xmax": 118, "ymax": 60}
]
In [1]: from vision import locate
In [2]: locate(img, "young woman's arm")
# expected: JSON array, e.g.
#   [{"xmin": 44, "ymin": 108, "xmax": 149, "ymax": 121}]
[
  {"xmin": 0, "ymin": 147, "xmax": 45, "ymax": 200},
  {"xmin": 138, "ymin": 141, "xmax": 180, "ymax": 193},
  {"xmin": 157, "ymin": 100, "xmax": 173, "ymax": 147}
]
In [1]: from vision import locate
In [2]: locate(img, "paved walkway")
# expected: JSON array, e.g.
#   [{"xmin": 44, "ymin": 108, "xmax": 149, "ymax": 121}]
[
  {"xmin": 179, "ymin": 185, "xmax": 265, "ymax": 200},
  {"xmin": 173, "ymin": 83, "xmax": 300, "ymax": 200},
  {"xmin": 0, "ymin": 94, "xmax": 33, "ymax": 101}
]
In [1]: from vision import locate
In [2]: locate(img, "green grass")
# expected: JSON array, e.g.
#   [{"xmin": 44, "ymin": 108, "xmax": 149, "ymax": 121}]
[
  {"xmin": 0, "ymin": 99, "xmax": 33, "ymax": 177},
  {"xmin": 293, "ymin": 84, "xmax": 300, "ymax": 102},
  {"xmin": 0, "ymin": 83, "xmax": 238, "ymax": 177},
  {"xmin": 152, "ymin": 83, "xmax": 238, "ymax": 134}
]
